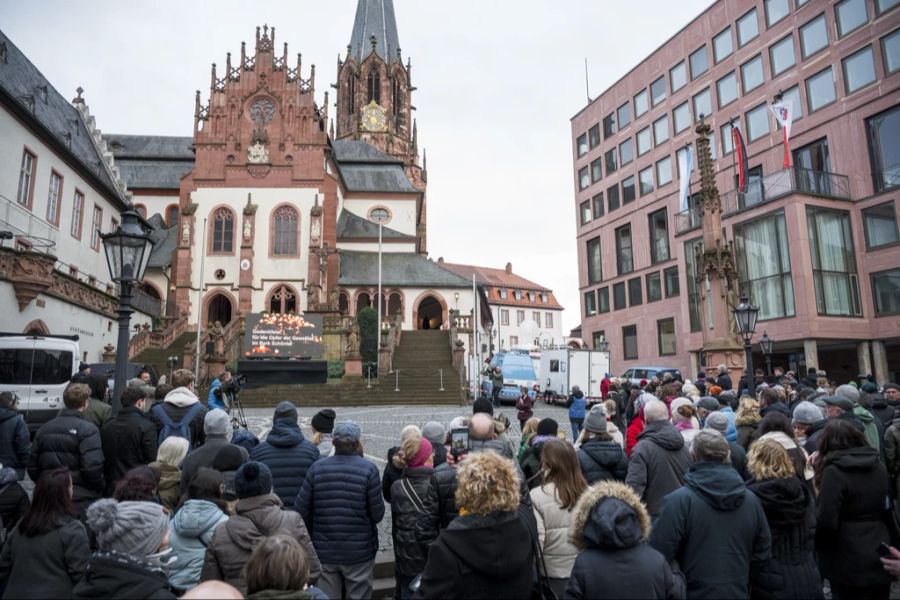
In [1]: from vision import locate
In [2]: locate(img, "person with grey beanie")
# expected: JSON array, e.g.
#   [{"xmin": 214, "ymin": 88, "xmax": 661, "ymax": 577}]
[
  {"xmin": 73, "ymin": 498, "xmax": 177, "ymax": 598},
  {"xmin": 180, "ymin": 409, "xmax": 249, "ymax": 489},
  {"xmin": 791, "ymin": 401, "xmax": 827, "ymax": 455},
  {"xmin": 704, "ymin": 412, "xmax": 749, "ymax": 480}
]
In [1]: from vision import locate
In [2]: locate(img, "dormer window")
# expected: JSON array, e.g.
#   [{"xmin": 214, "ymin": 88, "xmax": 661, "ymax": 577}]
[
  {"xmin": 528, "ymin": 291, "xmax": 535, "ymax": 302},
  {"xmin": 514, "ymin": 290, "xmax": 522, "ymax": 301},
  {"xmin": 541, "ymin": 293, "xmax": 548, "ymax": 303},
  {"xmin": 499, "ymin": 288, "xmax": 508, "ymax": 299}
]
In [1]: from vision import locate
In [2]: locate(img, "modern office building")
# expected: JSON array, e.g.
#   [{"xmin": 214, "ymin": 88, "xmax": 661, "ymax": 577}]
[{"xmin": 572, "ymin": 0, "xmax": 900, "ymax": 383}]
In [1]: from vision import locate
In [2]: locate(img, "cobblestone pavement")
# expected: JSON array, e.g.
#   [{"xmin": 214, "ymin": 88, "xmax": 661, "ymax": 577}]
[{"xmin": 242, "ymin": 400, "xmax": 572, "ymax": 550}]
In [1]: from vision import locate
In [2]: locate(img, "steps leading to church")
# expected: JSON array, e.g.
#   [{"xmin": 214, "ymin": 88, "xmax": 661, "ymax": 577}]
[{"xmin": 132, "ymin": 332, "xmax": 195, "ymax": 381}]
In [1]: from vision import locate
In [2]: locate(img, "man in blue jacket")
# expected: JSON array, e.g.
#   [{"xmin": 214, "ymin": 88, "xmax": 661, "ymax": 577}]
[
  {"xmin": 250, "ymin": 401, "xmax": 319, "ymax": 506},
  {"xmin": 567, "ymin": 386, "xmax": 587, "ymax": 441},
  {"xmin": 295, "ymin": 420, "xmax": 385, "ymax": 600}
]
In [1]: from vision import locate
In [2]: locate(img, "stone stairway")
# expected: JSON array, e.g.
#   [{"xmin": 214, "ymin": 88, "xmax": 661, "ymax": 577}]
[
  {"xmin": 238, "ymin": 329, "xmax": 466, "ymax": 407},
  {"xmin": 132, "ymin": 332, "xmax": 195, "ymax": 380}
]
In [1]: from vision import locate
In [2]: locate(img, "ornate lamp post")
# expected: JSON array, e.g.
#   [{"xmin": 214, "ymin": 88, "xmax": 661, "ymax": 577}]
[
  {"xmin": 760, "ymin": 331, "xmax": 774, "ymax": 377},
  {"xmin": 732, "ymin": 295, "xmax": 760, "ymax": 398},
  {"xmin": 101, "ymin": 205, "xmax": 154, "ymax": 414}
]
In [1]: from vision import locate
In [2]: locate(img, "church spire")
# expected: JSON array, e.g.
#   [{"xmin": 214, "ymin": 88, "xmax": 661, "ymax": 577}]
[{"xmin": 349, "ymin": 0, "xmax": 401, "ymax": 64}]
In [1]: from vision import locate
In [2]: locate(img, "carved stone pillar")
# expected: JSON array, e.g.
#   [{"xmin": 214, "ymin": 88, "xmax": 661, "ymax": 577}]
[
  {"xmin": 174, "ymin": 202, "xmax": 198, "ymax": 310},
  {"xmin": 240, "ymin": 195, "xmax": 257, "ymax": 314}
]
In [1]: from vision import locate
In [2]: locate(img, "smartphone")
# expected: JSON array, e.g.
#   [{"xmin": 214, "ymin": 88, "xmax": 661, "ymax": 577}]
[
  {"xmin": 878, "ymin": 542, "xmax": 892, "ymax": 558},
  {"xmin": 450, "ymin": 428, "xmax": 469, "ymax": 458}
]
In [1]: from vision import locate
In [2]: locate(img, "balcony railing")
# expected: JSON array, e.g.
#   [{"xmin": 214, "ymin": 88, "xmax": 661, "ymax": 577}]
[
  {"xmin": 722, "ymin": 167, "xmax": 850, "ymax": 215},
  {"xmin": 0, "ymin": 192, "xmax": 58, "ymax": 251},
  {"xmin": 131, "ymin": 286, "xmax": 162, "ymax": 319},
  {"xmin": 674, "ymin": 167, "xmax": 851, "ymax": 233}
]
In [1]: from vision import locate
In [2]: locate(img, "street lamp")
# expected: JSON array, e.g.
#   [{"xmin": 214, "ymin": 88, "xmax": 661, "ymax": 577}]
[
  {"xmin": 759, "ymin": 331, "xmax": 774, "ymax": 377},
  {"xmin": 732, "ymin": 295, "xmax": 760, "ymax": 398},
  {"xmin": 101, "ymin": 204, "xmax": 154, "ymax": 414},
  {"xmin": 369, "ymin": 209, "xmax": 390, "ymax": 330}
]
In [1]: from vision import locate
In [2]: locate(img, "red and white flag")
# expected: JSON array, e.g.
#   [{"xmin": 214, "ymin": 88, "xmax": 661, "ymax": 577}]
[{"xmin": 770, "ymin": 101, "xmax": 794, "ymax": 168}]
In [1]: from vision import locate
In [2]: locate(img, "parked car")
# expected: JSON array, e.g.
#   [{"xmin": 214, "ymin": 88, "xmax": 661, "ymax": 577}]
[
  {"xmin": 0, "ymin": 334, "xmax": 79, "ymax": 433},
  {"xmin": 621, "ymin": 366, "xmax": 682, "ymax": 386}
]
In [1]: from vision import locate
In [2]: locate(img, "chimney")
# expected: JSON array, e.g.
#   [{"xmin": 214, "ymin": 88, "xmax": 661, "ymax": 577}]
[
  {"xmin": 505, "ymin": 262, "xmax": 513, "ymax": 274},
  {"xmin": 437, "ymin": 257, "xmax": 444, "ymax": 263}
]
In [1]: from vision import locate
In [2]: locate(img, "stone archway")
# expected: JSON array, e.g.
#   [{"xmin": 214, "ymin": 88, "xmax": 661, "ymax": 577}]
[
  {"xmin": 413, "ymin": 292, "xmax": 447, "ymax": 330},
  {"xmin": 22, "ymin": 319, "xmax": 50, "ymax": 336},
  {"xmin": 206, "ymin": 293, "xmax": 233, "ymax": 326}
]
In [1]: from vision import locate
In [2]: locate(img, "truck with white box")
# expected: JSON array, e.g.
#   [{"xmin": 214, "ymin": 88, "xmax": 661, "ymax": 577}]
[{"xmin": 539, "ymin": 347, "xmax": 610, "ymax": 406}]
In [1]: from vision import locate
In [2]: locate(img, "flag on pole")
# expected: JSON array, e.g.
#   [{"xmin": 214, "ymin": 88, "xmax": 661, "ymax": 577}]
[
  {"xmin": 770, "ymin": 100, "xmax": 794, "ymax": 169},
  {"xmin": 678, "ymin": 145, "xmax": 693, "ymax": 212},
  {"xmin": 732, "ymin": 124, "xmax": 749, "ymax": 192}
]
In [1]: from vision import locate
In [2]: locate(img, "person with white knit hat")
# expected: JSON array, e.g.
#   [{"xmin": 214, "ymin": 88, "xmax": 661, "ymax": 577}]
[{"xmin": 74, "ymin": 498, "xmax": 177, "ymax": 598}]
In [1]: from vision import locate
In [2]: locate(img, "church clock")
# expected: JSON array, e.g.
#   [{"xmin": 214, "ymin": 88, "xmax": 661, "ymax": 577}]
[{"xmin": 360, "ymin": 100, "xmax": 388, "ymax": 132}]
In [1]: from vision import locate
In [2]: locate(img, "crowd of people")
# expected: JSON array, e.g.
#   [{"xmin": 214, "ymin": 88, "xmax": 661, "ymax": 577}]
[{"xmin": 0, "ymin": 363, "xmax": 899, "ymax": 599}]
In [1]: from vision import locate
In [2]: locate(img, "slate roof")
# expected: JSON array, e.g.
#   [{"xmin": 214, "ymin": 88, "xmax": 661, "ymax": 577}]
[
  {"xmin": 336, "ymin": 209, "xmax": 411, "ymax": 240},
  {"xmin": 331, "ymin": 140, "xmax": 418, "ymax": 194},
  {"xmin": 339, "ymin": 251, "xmax": 471, "ymax": 288},
  {"xmin": 349, "ymin": 0, "xmax": 401, "ymax": 64},
  {"xmin": 114, "ymin": 159, "xmax": 193, "ymax": 190},
  {"xmin": 0, "ymin": 30, "xmax": 127, "ymax": 206},
  {"xmin": 104, "ymin": 134, "xmax": 195, "ymax": 190},
  {"xmin": 145, "ymin": 213, "xmax": 177, "ymax": 269}
]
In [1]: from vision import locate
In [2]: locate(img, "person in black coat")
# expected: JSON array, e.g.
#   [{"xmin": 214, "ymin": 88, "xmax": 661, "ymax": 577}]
[
  {"xmin": 415, "ymin": 451, "xmax": 533, "ymax": 600},
  {"xmin": 576, "ymin": 408, "xmax": 627, "ymax": 484},
  {"xmin": 566, "ymin": 480, "xmax": 684, "ymax": 599},
  {"xmin": 0, "ymin": 392, "xmax": 29, "ymax": 480},
  {"xmin": 0, "ymin": 468, "xmax": 90, "ymax": 598},
  {"xmin": 0, "ymin": 466, "xmax": 29, "ymax": 537},
  {"xmin": 715, "ymin": 365, "xmax": 733, "ymax": 391},
  {"xmin": 100, "ymin": 387, "xmax": 158, "ymax": 495},
  {"xmin": 814, "ymin": 420, "xmax": 893, "ymax": 600},
  {"xmin": 27, "ymin": 383, "xmax": 104, "ymax": 514},
  {"xmin": 390, "ymin": 432, "xmax": 440, "ymax": 599},
  {"xmin": 249, "ymin": 401, "xmax": 319, "ymax": 506},
  {"xmin": 747, "ymin": 439, "xmax": 823, "ymax": 600}
]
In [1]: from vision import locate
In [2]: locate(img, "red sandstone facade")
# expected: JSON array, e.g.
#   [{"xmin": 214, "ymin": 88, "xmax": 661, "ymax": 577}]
[{"xmin": 571, "ymin": 0, "xmax": 900, "ymax": 383}]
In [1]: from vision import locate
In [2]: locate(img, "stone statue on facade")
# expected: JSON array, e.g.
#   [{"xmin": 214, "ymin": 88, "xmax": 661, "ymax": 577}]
[
  {"xmin": 328, "ymin": 286, "xmax": 340, "ymax": 312},
  {"xmin": 346, "ymin": 323, "xmax": 360, "ymax": 356},
  {"xmin": 307, "ymin": 283, "xmax": 321, "ymax": 311},
  {"xmin": 247, "ymin": 141, "xmax": 269, "ymax": 164},
  {"xmin": 243, "ymin": 219, "xmax": 252, "ymax": 241}
]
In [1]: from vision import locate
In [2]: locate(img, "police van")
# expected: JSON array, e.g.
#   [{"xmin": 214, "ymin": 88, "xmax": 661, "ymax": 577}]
[{"xmin": 0, "ymin": 334, "xmax": 80, "ymax": 432}]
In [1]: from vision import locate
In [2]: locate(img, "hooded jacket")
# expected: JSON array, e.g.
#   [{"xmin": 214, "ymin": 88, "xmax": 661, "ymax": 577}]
[
  {"xmin": 414, "ymin": 511, "xmax": 533, "ymax": 600},
  {"xmin": 802, "ymin": 418, "xmax": 828, "ymax": 456},
  {"xmin": 27, "ymin": 409, "xmax": 105, "ymax": 503},
  {"xmin": 250, "ymin": 417, "xmax": 320, "ymax": 506},
  {"xmin": 0, "ymin": 467, "xmax": 29, "ymax": 534},
  {"xmin": 577, "ymin": 438, "xmax": 628, "ymax": 484},
  {"xmin": 150, "ymin": 461, "xmax": 182, "ymax": 513},
  {"xmin": 201, "ymin": 493, "xmax": 321, "ymax": 594},
  {"xmin": 529, "ymin": 481, "xmax": 579, "ymax": 579},
  {"xmin": 148, "ymin": 387, "xmax": 207, "ymax": 450},
  {"xmin": 0, "ymin": 515, "xmax": 89, "ymax": 598},
  {"xmin": 568, "ymin": 390, "xmax": 586, "ymax": 420},
  {"xmin": 72, "ymin": 550, "xmax": 177, "ymax": 599},
  {"xmin": 566, "ymin": 481, "xmax": 685, "ymax": 599},
  {"xmin": 168, "ymin": 499, "xmax": 229, "ymax": 590},
  {"xmin": 815, "ymin": 447, "xmax": 893, "ymax": 588},
  {"xmin": 735, "ymin": 410, "xmax": 762, "ymax": 450},
  {"xmin": 853, "ymin": 406, "xmax": 883, "ymax": 452},
  {"xmin": 747, "ymin": 477, "xmax": 822, "ymax": 600},
  {"xmin": 0, "ymin": 406, "xmax": 30, "ymax": 480},
  {"xmin": 625, "ymin": 420, "xmax": 691, "ymax": 518},
  {"xmin": 649, "ymin": 462, "xmax": 771, "ymax": 600},
  {"xmin": 866, "ymin": 393, "xmax": 895, "ymax": 429},
  {"xmin": 180, "ymin": 437, "xmax": 249, "ymax": 490},
  {"xmin": 625, "ymin": 412, "xmax": 645, "ymax": 457}
]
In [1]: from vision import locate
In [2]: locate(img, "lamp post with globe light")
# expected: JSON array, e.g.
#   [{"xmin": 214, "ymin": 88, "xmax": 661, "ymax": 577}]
[
  {"xmin": 100, "ymin": 205, "xmax": 154, "ymax": 414},
  {"xmin": 760, "ymin": 331, "xmax": 775, "ymax": 377},
  {"xmin": 732, "ymin": 295, "xmax": 760, "ymax": 398}
]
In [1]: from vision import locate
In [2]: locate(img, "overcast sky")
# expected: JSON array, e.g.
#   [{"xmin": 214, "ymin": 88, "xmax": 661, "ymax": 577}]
[{"xmin": 2, "ymin": 0, "xmax": 711, "ymax": 334}]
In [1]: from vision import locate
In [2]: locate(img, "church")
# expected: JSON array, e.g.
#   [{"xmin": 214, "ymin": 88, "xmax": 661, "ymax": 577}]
[{"xmin": 113, "ymin": 0, "xmax": 480, "ymax": 337}]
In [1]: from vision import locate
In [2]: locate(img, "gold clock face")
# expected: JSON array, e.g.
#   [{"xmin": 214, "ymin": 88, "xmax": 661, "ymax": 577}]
[{"xmin": 361, "ymin": 100, "xmax": 387, "ymax": 132}]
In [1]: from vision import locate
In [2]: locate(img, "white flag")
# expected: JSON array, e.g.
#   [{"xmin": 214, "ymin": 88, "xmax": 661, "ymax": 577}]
[
  {"xmin": 770, "ymin": 101, "xmax": 794, "ymax": 168},
  {"xmin": 678, "ymin": 145, "xmax": 693, "ymax": 212}
]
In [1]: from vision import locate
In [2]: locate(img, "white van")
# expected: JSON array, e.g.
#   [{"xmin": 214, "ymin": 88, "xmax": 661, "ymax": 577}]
[{"xmin": 0, "ymin": 334, "xmax": 79, "ymax": 432}]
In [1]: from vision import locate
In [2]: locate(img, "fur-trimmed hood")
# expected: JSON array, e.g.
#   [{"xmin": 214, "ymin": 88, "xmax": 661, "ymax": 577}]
[{"xmin": 569, "ymin": 481, "xmax": 651, "ymax": 551}]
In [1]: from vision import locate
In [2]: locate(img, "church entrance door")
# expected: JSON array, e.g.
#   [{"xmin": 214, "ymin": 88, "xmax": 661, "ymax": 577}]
[
  {"xmin": 417, "ymin": 295, "xmax": 443, "ymax": 330},
  {"xmin": 207, "ymin": 293, "xmax": 233, "ymax": 325}
]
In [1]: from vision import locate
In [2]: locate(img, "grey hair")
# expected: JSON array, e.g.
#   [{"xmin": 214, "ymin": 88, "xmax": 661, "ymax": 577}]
[
  {"xmin": 717, "ymin": 364, "xmax": 727, "ymax": 374},
  {"xmin": 643, "ymin": 400, "xmax": 669, "ymax": 423},
  {"xmin": 692, "ymin": 429, "xmax": 731, "ymax": 464},
  {"xmin": 156, "ymin": 436, "xmax": 190, "ymax": 468}
]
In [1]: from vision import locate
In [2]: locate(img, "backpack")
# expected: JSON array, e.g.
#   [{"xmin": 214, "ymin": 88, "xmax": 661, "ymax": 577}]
[{"xmin": 153, "ymin": 403, "xmax": 203, "ymax": 446}]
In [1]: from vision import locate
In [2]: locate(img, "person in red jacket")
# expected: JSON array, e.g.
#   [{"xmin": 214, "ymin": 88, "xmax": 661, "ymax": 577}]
[
  {"xmin": 626, "ymin": 393, "xmax": 657, "ymax": 457},
  {"xmin": 600, "ymin": 374, "xmax": 611, "ymax": 401},
  {"xmin": 516, "ymin": 387, "xmax": 534, "ymax": 433}
]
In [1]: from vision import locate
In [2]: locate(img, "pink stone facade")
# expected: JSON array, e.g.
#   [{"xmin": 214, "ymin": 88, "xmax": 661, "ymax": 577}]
[{"xmin": 572, "ymin": 0, "xmax": 900, "ymax": 383}]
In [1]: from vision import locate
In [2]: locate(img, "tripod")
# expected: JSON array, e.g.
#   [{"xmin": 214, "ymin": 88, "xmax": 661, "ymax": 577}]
[{"xmin": 224, "ymin": 389, "xmax": 248, "ymax": 430}]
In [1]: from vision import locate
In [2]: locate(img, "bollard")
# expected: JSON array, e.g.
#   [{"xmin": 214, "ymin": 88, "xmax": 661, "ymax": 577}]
[
  {"xmin": 439, "ymin": 369, "xmax": 445, "ymax": 392},
  {"xmin": 367, "ymin": 365, "xmax": 372, "ymax": 389},
  {"xmin": 395, "ymin": 369, "xmax": 400, "ymax": 392}
]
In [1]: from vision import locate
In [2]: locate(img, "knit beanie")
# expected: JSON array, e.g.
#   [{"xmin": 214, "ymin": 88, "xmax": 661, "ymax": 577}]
[
  {"xmin": 213, "ymin": 444, "xmax": 246, "ymax": 472},
  {"xmin": 311, "ymin": 409, "xmax": 336, "ymax": 433},
  {"xmin": 204, "ymin": 409, "xmax": 231, "ymax": 436},
  {"xmin": 861, "ymin": 382, "xmax": 879, "ymax": 394},
  {"xmin": 886, "ymin": 383, "xmax": 900, "ymax": 394},
  {"xmin": 536, "ymin": 418, "xmax": 558, "ymax": 437},
  {"xmin": 472, "ymin": 398, "xmax": 494, "ymax": 416},
  {"xmin": 273, "ymin": 400, "xmax": 298, "ymax": 423},
  {"xmin": 421, "ymin": 421, "xmax": 445, "ymax": 446},
  {"xmin": 696, "ymin": 397, "xmax": 719, "ymax": 412},
  {"xmin": 86, "ymin": 499, "xmax": 169, "ymax": 558},
  {"xmin": 408, "ymin": 438, "xmax": 433, "ymax": 468},
  {"xmin": 584, "ymin": 405, "xmax": 608, "ymax": 434},
  {"xmin": 835, "ymin": 384, "xmax": 861, "ymax": 407},
  {"xmin": 792, "ymin": 400, "xmax": 825, "ymax": 425},
  {"xmin": 704, "ymin": 411, "xmax": 729, "ymax": 433},
  {"xmin": 234, "ymin": 461, "xmax": 272, "ymax": 499}
]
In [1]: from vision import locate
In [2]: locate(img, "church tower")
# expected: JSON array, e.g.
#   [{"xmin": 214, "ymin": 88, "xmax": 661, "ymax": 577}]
[{"xmin": 334, "ymin": 0, "xmax": 421, "ymax": 179}]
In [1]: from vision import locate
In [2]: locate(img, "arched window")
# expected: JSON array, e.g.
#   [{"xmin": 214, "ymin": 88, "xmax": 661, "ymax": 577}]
[
  {"xmin": 339, "ymin": 291, "xmax": 350, "ymax": 315},
  {"xmin": 166, "ymin": 204, "xmax": 179, "ymax": 228},
  {"xmin": 211, "ymin": 208, "xmax": 234, "ymax": 253},
  {"xmin": 268, "ymin": 285, "xmax": 297, "ymax": 314},
  {"xmin": 357, "ymin": 292, "xmax": 371, "ymax": 314},
  {"xmin": 392, "ymin": 78, "xmax": 403, "ymax": 117},
  {"xmin": 348, "ymin": 76, "xmax": 356, "ymax": 115},
  {"xmin": 272, "ymin": 205, "xmax": 299, "ymax": 256},
  {"xmin": 367, "ymin": 69, "xmax": 381, "ymax": 105},
  {"xmin": 388, "ymin": 292, "xmax": 402, "ymax": 317}
]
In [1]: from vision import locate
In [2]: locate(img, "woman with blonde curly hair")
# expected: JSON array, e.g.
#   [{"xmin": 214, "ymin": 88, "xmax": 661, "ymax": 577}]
[
  {"xmin": 735, "ymin": 396, "xmax": 762, "ymax": 450},
  {"xmin": 517, "ymin": 417, "xmax": 541, "ymax": 461},
  {"xmin": 416, "ymin": 452, "xmax": 534, "ymax": 599},
  {"xmin": 747, "ymin": 440, "xmax": 822, "ymax": 600}
]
